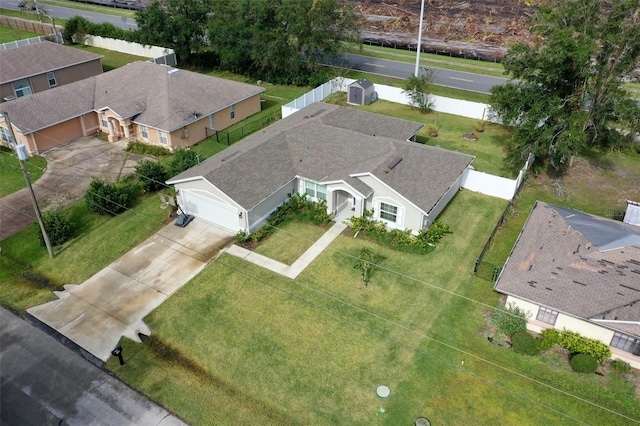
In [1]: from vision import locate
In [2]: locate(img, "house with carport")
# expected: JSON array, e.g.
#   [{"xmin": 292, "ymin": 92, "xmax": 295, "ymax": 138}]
[
  {"xmin": 167, "ymin": 102, "xmax": 474, "ymax": 234},
  {"xmin": 0, "ymin": 61, "xmax": 264, "ymax": 155},
  {"xmin": 494, "ymin": 201, "xmax": 640, "ymax": 368},
  {"xmin": 0, "ymin": 40, "xmax": 103, "ymax": 102}
]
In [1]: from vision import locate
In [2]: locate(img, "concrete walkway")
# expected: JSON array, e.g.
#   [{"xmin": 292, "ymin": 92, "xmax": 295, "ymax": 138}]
[
  {"xmin": 1, "ymin": 307, "xmax": 186, "ymax": 426},
  {"xmin": 0, "ymin": 137, "xmax": 144, "ymax": 240},
  {"xmin": 227, "ymin": 222, "xmax": 346, "ymax": 279},
  {"xmin": 27, "ymin": 219, "xmax": 234, "ymax": 362}
]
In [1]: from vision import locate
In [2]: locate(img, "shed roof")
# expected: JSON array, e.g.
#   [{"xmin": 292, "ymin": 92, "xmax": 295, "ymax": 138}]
[
  {"xmin": 495, "ymin": 201, "xmax": 640, "ymax": 338},
  {"xmin": 0, "ymin": 41, "xmax": 102, "ymax": 84},
  {"xmin": 349, "ymin": 78, "xmax": 374, "ymax": 90},
  {"xmin": 168, "ymin": 102, "xmax": 473, "ymax": 214}
]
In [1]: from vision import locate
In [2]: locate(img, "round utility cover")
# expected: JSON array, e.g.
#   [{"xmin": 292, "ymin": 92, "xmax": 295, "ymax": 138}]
[
  {"xmin": 375, "ymin": 385, "xmax": 391, "ymax": 398},
  {"xmin": 415, "ymin": 417, "xmax": 431, "ymax": 426}
]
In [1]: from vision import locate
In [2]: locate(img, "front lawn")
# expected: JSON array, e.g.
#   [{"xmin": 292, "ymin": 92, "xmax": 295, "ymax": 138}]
[
  {"xmin": 253, "ymin": 221, "xmax": 330, "ymax": 265},
  {"xmin": 0, "ymin": 147, "xmax": 47, "ymax": 197},
  {"xmin": 0, "ymin": 193, "xmax": 168, "ymax": 312}
]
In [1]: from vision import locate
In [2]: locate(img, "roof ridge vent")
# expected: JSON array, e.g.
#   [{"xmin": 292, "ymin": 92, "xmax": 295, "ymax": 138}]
[{"xmin": 387, "ymin": 156, "xmax": 403, "ymax": 170}]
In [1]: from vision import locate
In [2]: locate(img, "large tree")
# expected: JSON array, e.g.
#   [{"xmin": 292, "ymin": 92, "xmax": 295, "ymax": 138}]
[
  {"xmin": 489, "ymin": 0, "xmax": 640, "ymax": 171},
  {"xmin": 135, "ymin": 0, "xmax": 210, "ymax": 64},
  {"xmin": 207, "ymin": 0, "xmax": 360, "ymax": 84}
]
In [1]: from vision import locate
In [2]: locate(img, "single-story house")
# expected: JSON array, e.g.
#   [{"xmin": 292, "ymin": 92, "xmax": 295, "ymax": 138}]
[
  {"xmin": 0, "ymin": 61, "xmax": 264, "ymax": 155},
  {"xmin": 167, "ymin": 102, "xmax": 474, "ymax": 234},
  {"xmin": 0, "ymin": 40, "xmax": 103, "ymax": 102},
  {"xmin": 494, "ymin": 201, "xmax": 640, "ymax": 367}
]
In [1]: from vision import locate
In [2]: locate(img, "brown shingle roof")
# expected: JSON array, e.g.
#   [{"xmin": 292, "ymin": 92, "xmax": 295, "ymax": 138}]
[
  {"xmin": 495, "ymin": 201, "xmax": 640, "ymax": 338},
  {"xmin": 0, "ymin": 41, "xmax": 102, "ymax": 84},
  {"xmin": 2, "ymin": 62, "xmax": 264, "ymax": 134},
  {"xmin": 168, "ymin": 103, "xmax": 474, "ymax": 213}
]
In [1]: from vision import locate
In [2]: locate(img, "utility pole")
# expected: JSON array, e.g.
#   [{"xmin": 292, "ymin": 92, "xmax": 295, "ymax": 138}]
[
  {"xmin": 1, "ymin": 112, "xmax": 54, "ymax": 258},
  {"xmin": 414, "ymin": 0, "xmax": 426, "ymax": 77}
]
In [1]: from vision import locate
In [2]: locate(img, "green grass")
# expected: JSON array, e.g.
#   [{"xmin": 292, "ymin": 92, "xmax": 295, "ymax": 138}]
[
  {"xmin": 325, "ymin": 94, "xmax": 511, "ymax": 177},
  {"xmin": 0, "ymin": 147, "xmax": 47, "ymax": 197},
  {"xmin": 1, "ymin": 8, "xmax": 67, "ymax": 26},
  {"xmin": 106, "ymin": 189, "xmax": 640, "ymax": 424},
  {"xmin": 0, "ymin": 193, "xmax": 169, "ymax": 312},
  {"xmin": 254, "ymin": 221, "xmax": 329, "ymax": 265},
  {"xmin": 0, "ymin": 25, "xmax": 40, "ymax": 42},
  {"xmin": 70, "ymin": 44, "xmax": 148, "ymax": 71}
]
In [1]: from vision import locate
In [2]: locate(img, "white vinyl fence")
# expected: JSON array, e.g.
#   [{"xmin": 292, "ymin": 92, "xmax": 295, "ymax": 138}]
[
  {"xmin": 461, "ymin": 153, "xmax": 534, "ymax": 200},
  {"xmin": 83, "ymin": 35, "xmax": 177, "ymax": 66},
  {"xmin": 0, "ymin": 34, "xmax": 63, "ymax": 51}
]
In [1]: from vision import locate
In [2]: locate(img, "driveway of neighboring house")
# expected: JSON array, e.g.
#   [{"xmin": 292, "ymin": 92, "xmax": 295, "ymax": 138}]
[
  {"xmin": 27, "ymin": 219, "xmax": 235, "ymax": 362},
  {"xmin": 0, "ymin": 137, "xmax": 143, "ymax": 240}
]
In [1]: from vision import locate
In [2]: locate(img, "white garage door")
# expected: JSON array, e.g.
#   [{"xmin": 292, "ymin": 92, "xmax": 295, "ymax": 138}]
[{"xmin": 181, "ymin": 190, "xmax": 238, "ymax": 231}]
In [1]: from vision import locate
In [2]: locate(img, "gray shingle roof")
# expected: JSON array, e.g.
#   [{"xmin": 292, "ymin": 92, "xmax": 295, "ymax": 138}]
[
  {"xmin": 0, "ymin": 41, "xmax": 102, "ymax": 84},
  {"xmin": 2, "ymin": 62, "xmax": 264, "ymax": 135},
  {"xmin": 495, "ymin": 201, "xmax": 640, "ymax": 338},
  {"xmin": 168, "ymin": 102, "xmax": 474, "ymax": 214}
]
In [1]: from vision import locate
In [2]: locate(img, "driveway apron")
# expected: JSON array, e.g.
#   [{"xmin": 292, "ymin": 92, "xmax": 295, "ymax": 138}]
[
  {"xmin": 0, "ymin": 137, "xmax": 143, "ymax": 240},
  {"xmin": 27, "ymin": 219, "xmax": 234, "ymax": 362}
]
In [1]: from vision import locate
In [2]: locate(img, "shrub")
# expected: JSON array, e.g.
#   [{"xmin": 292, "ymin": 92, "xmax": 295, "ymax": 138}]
[
  {"xmin": 135, "ymin": 160, "xmax": 168, "ymax": 192},
  {"xmin": 126, "ymin": 141, "xmax": 171, "ymax": 157},
  {"xmin": 570, "ymin": 353, "xmax": 599, "ymax": 374},
  {"xmin": 610, "ymin": 359, "xmax": 631, "ymax": 374},
  {"xmin": 559, "ymin": 330, "xmax": 612, "ymax": 364},
  {"xmin": 490, "ymin": 303, "xmax": 528, "ymax": 336},
  {"xmin": 85, "ymin": 178, "xmax": 138, "ymax": 216},
  {"xmin": 537, "ymin": 328, "xmax": 562, "ymax": 351},
  {"xmin": 37, "ymin": 211, "xmax": 73, "ymax": 247},
  {"xmin": 235, "ymin": 230, "xmax": 250, "ymax": 244},
  {"xmin": 512, "ymin": 331, "xmax": 540, "ymax": 356},
  {"xmin": 168, "ymin": 149, "xmax": 200, "ymax": 176}
]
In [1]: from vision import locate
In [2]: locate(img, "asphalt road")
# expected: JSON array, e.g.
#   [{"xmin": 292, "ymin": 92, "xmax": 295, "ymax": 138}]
[
  {"xmin": 3, "ymin": 1, "xmax": 137, "ymax": 29},
  {"xmin": 329, "ymin": 53, "xmax": 509, "ymax": 94}
]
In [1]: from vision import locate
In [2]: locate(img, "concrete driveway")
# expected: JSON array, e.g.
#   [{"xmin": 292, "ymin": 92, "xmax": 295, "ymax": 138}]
[
  {"xmin": 27, "ymin": 219, "xmax": 234, "ymax": 362},
  {"xmin": 0, "ymin": 137, "xmax": 144, "ymax": 240}
]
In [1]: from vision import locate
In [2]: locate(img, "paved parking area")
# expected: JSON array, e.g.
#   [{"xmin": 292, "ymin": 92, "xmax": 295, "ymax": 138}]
[
  {"xmin": 0, "ymin": 137, "xmax": 144, "ymax": 240},
  {"xmin": 27, "ymin": 219, "xmax": 234, "ymax": 362}
]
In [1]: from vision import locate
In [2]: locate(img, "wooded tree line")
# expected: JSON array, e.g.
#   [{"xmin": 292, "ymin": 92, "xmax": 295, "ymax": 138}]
[{"xmin": 66, "ymin": 0, "xmax": 359, "ymax": 85}]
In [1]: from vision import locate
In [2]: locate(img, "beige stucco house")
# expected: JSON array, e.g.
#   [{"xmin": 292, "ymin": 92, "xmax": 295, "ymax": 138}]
[
  {"xmin": 167, "ymin": 102, "xmax": 474, "ymax": 234},
  {"xmin": 0, "ymin": 40, "xmax": 103, "ymax": 102},
  {"xmin": 494, "ymin": 201, "xmax": 640, "ymax": 368},
  {"xmin": 0, "ymin": 61, "xmax": 264, "ymax": 155}
]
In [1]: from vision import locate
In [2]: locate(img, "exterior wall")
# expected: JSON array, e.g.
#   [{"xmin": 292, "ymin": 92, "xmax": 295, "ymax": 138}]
[
  {"xmin": 426, "ymin": 174, "xmax": 464, "ymax": 226},
  {"xmin": 174, "ymin": 179, "xmax": 245, "ymax": 229},
  {"xmin": 505, "ymin": 295, "xmax": 640, "ymax": 369},
  {"xmin": 357, "ymin": 174, "xmax": 424, "ymax": 232},
  {"xmin": 208, "ymin": 95, "xmax": 262, "ymax": 134},
  {"xmin": 248, "ymin": 180, "xmax": 296, "ymax": 231}
]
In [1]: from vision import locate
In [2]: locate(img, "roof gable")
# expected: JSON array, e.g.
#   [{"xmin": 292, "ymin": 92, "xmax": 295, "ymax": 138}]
[{"xmin": 495, "ymin": 201, "xmax": 640, "ymax": 337}]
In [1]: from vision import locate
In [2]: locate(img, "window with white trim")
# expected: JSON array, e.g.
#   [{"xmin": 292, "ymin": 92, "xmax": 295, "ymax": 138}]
[
  {"xmin": 304, "ymin": 180, "xmax": 326, "ymax": 200},
  {"xmin": 140, "ymin": 125, "xmax": 149, "ymax": 139},
  {"xmin": 159, "ymin": 131, "xmax": 168, "ymax": 145},
  {"xmin": 99, "ymin": 113, "xmax": 107, "ymax": 128},
  {"xmin": 379, "ymin": 202, "xmax": 398, "ymax": 222},
  {"xmin": 13, "ymin": 80, "xmax": 32, "ymax": 97},
  {"xmin": 230, "ymin": 104, "xmax": 235, "ymax": 120},
  {"xmin": 0, "ymin": 126, "xmax": 12, "ymax": 144},
  {"xmin": 208, "ymin": 114, "xmax": 214, "ymax": 129},
  {"xmin": 47, "ymin": 71, "xmax": 57, "ymax": 87},
  {"xmin": 536, "ymin": 306, "xmax": 558, "ymax": 325},
  {"xmin": 611, "ymin": 332, "xmax": 638, "ymax": 353}
]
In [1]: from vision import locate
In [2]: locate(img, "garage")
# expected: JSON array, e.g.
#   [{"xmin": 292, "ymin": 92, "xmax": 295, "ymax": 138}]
[
  {"xmin": 180, "ymin": 190, "xmax": 238, "ymax": 231},
  {"xmin": 35, "ymin": 117, "xmax": 84, "ymax": 152}
]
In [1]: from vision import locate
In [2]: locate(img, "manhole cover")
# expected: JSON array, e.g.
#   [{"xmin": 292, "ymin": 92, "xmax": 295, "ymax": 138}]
[
  {"xmin": 415, "ymin": 417, "xmax": 431, "ymax": 426},
  {"xmin": 375, "ymin": 385, "xmax": 391, "ymax": 398}
]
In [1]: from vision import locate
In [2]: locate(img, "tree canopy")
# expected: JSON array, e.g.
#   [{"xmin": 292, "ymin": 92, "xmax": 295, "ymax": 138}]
[{"xmin": 489, "ymin": 0, "xmax": 640, "ymax": 171}]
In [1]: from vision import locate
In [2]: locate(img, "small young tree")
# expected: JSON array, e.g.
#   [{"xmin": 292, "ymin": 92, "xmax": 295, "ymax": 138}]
[
  {"xmin": 354, "ymin": 247, "xmax": 379, "ymax": 286},
  {"xmin": 168, "ymin": 148, "xmax": 199, "ymax": 177},
  {"xmin": 136, "ymin": 160, "xmax": 168, "ymax": 192},
  {"xmin": 403, "ymin": 67, "xmax": 435, "ymax": 114}
]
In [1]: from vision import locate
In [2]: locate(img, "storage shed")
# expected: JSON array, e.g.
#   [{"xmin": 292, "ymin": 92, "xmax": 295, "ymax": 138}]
[{"xmin": 347, "ymin": 78, "xmax": 375, "ymax": 106}]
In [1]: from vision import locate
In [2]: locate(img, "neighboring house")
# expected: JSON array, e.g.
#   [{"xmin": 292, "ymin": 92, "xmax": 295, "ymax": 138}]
[
  {"xmin": 494, "ymin": 201, "xmax": 640, "ymax": 368},
  {"xmin": 167, "ymin": 102, "xmax": 474, "ymax": 234},
  {"xmin": 0, "ymin": 61, "xmax": 264, "ymax": 154},
  {"xmin": 0, "ymin": 41, "xmax": 103, "ymax": 102}
]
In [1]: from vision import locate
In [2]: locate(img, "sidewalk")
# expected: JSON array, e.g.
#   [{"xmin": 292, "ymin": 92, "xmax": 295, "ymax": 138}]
[
  {"xmin": 227, "ymin": 222, "xmax": 346, "ymax": 278},
  {"xmin": 0, "ymin": 307, "xmax": 186, "ymax": 426}
]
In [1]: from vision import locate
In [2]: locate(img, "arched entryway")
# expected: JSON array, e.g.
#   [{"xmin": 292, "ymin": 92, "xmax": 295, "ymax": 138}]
[{"xmin": 332, "ymin": 189, "xmax": 358, "ymax": 222}]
